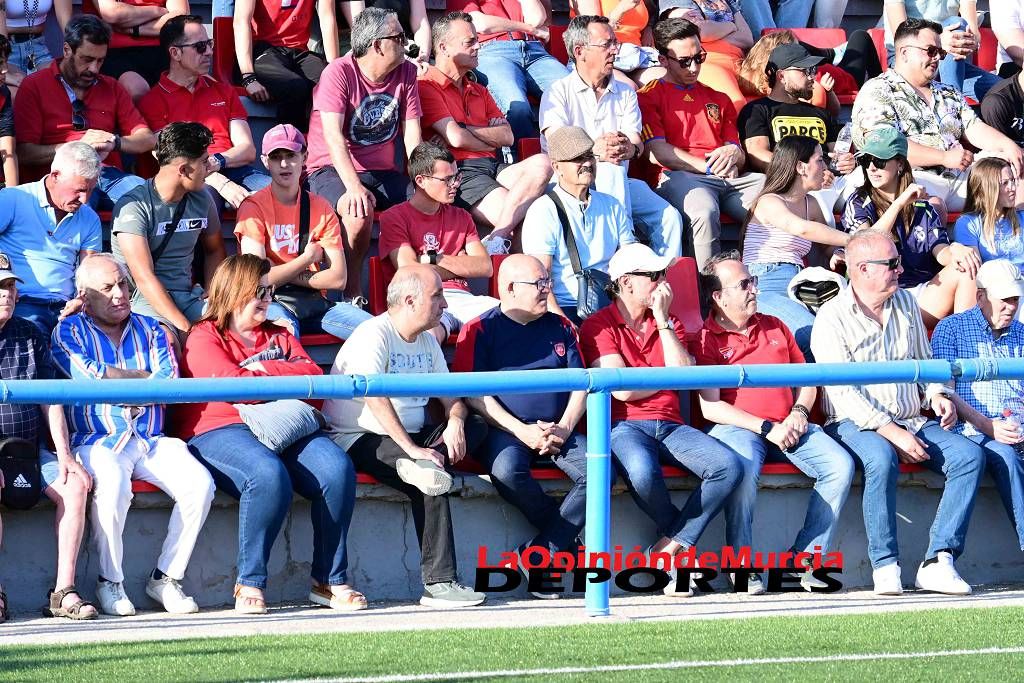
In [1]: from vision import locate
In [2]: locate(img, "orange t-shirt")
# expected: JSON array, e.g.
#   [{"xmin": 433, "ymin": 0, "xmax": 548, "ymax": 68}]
[
  {"xmin": 571, "ymin": 0, "xmax": 649, "ymax": 46},
  {"xmin": 233, "ymin": 186, "xmax": 342, "ymax": 269}
]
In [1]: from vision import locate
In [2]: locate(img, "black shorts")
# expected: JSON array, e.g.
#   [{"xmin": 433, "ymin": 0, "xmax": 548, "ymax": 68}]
[
  {"xmin": 307, "ymin": 166, "xmax": 410, "ymax": 214},
  {"xmin": 101, "ymin": 45, "xmax": 168, "ymax": 85},
  {"xmin": 454, "ymin": 156, "xmax": 508, "ymax": 210}
]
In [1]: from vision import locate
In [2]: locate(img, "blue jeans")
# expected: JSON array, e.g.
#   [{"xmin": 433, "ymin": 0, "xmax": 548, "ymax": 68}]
[
  {"xmin": 748, "ymin": 261, "xmax": 816, "ymax": 362},
  {"xmin": 739, "ymin": 0, "xmax": 814, "ymax": 38},
  {"xmin": 188, "ymin": 423, "xmax": 357, "ymax": 589},
  {"xmin": 211, "ymin": 0, "xmax": 234, "ymax": 18},
  {"xmin": 630, "ymin": 178, "xmax": 683, "ymax": 259},
  {"xmin": 8, "ymin": 35, "xmax": 53, "ymax": 75},
  {"xmin": 475, "ymin": 39, "xmax": 570, "ymax": 142},
  {"xmin": 90, "ymin": 166, "xmax": 147, "ymax": 210},
  {"xmin": 207, "ymin": 164, "xmax": 272, "ymax": 211},
  {"xmin": 966, "ymin": 433, "xmax": 1024, "ymax": 551},
  {"xmin": 610, "ymin": 420, "xmax": 742, "ymax": 547},
  {"xmin": 938, "ymin": 55, "xmax": 1001, "ymax": 103},
  {"xmin": 476, "ymin": 429, "xmax": 587, "ymax": 553},
  {"xmin": 14, "ymin": 297, "xmax": 66, "ymax": 337},
  {"xmin": 825, "ymin": 419, "xmax": 985, "ymax": 569},
  {"xmin": 320, "ymin": 301, "xmax": 375, "ymax": 340},
  {"xmin": 711, "ymin": 423, "xmax": 854, "ymax": 554}
]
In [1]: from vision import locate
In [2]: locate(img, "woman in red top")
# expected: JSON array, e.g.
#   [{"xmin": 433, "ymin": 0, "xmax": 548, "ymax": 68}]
[{"xmin": 179, "ymin": 254, "xmax": 365, "ymax": 614}]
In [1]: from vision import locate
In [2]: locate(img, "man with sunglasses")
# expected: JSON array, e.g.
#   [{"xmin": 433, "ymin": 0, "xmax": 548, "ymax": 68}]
[
  {"xmin": 378, "ymin": 141, "xmax": 498, "ymax": 344},
  {"xmin": 852, "ymin": 18, "xmax": 1023, "ymax": 213},
  {"xmin": 14, "ymin": 16, "xmax": 156, "ymax": 208},
  {"xmin": 305, "ymin": 7, "xmax": 422, "ymax": 301},
  {"xmin": 696, "ymin": 250, "xmax": 854, "ymax": 594},
  {"xmin": 140, "ymin": 16, "xmax": 271, "ymax": 212},
  {"xmin": 811, "ymin": 228, "xmax": 986, "ymax": 596},
  {"xmin": 453, "ymin": 254, "xmax": 587, "ymax": 598},
  {"xmin": 638, "ymin": 18, "xmax": 763, "ymax": 270}
]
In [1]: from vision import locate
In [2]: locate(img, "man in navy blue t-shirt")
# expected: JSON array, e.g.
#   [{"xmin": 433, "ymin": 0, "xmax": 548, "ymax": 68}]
[{"xmin": 453, "ymin": 254, "xmax": 587, "ymax": 599}]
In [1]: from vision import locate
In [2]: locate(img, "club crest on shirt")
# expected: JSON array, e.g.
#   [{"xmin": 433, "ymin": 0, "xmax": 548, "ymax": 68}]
[
  {"xmin": 554, "ymin": 343, "xmax": 566, "ymax": 357},
  {"xmin": 719, "ymin": 346, "xmax": 734, "ymax": 360},
  {"xmin": 421, "ymin": 233, "xmax": 441, "ymax": 253},
  {"xmin": 705, "ymin": 103, "xmax": 721, "ymax": 124}
]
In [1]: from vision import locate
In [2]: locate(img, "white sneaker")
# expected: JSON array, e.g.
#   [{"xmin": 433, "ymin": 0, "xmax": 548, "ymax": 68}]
[
  {"xmin": 396, "ymin": 458, "xmax": 453, "ymax": 496},
  {"xmin": 729, "ymin": 570, "xmax": 766, "ymax": 595},
  {"xmin": 872, "ymin": 563, "xmax": 903, "ymax": 596},
  {"xmin": 664, "ymin": 553, "xmax": 697, "ymax": 598},
  {"xmin": 96, "ymin": 579, "xmax": 136, "ymax": 616},
  {"xmin": 146, "ymin": 575, "xmax": 199, "ymax": 614},
  {"xmin": 915, "ymin": 551, "xmax": 972, "ymax": 595}
]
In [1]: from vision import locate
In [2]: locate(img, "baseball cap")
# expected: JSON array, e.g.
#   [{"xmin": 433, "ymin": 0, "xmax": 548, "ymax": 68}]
[
  {"xmin": 0, "ymin": 252, "xmax": 23, "ymax": 284},
  {"xmin": 976, "ymin": 259, "xmax": 1024, "ymax": 300},
  {"xmin": 856, "ymin": 128, "xmax": 908, "ymax": 160},
  {"xmin": 261, "ymin": 124, "xmax": 306, "ymax": 156},
  {"xmin": 768, "ymin": 43, "xmax": 824, "ymax": 71},
  {"xmin": 608, "ymin": 243, "xmax": 673, "ymax": 281},
  {"xmin": 546, "ymin": 126, "xmax": 595, "ymax": 163}
]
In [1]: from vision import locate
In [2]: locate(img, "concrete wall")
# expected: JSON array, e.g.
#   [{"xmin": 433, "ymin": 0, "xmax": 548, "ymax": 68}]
[{"xmin": 2, "ymin": 469, "xmax": 1022, "ymax": 608}]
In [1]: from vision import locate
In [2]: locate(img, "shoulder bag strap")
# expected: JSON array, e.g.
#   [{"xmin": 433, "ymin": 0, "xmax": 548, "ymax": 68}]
[
  {"xmin": 150, "ymin": 184, "xmax": 190, "ymax": 265},
  {"xmin": 297, "ymin": 189, "xmax": 311, "ymax": 251},
  {"xmin": 546, "ymin": 189, "xmax": 583, "ymax": 275}
]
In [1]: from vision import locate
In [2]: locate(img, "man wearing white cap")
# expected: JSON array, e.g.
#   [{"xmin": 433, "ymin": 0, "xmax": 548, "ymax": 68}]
[
  {"xmin": 580, "ymin": 243, "xmax": 743, "ymax": 597},
  {"xmin": 932, "ymin": 259, "xmax": 1024, "ymax": 554}
]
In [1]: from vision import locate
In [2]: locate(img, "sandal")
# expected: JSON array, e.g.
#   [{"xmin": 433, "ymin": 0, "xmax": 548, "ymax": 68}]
[
  {"xmin": 42, "ymin": 585, "xmax": 98, "ymax": 620},
  {"xmin": 309, "ymin": 583, "xmax": 368, "ymax": 611},
  {"xmin": 0, "ymin": 585, "xmax": 8, "ymax": 623},
  {"xmin": 233, "ymin": 584, "xmax": 268, "ymax": 615}
]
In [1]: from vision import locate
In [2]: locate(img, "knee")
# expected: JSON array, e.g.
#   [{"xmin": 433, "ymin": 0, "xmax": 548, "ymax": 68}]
[
  {"xmin": 860, "ymin": 448, "xmax": 899, "ymax": 480},
  {"xmin": 58, "ymin": 473, "xmax": 91, "ymax": 511},
  {"xmin": 489, "ymin": 449, "xmax": 531, "ymax": 484},
  {"xmin": 248, "ymin": 457, "xmax": 292, "ymax": 502},
  {"xmin": 526, "ymin": 154, "xmax": 552, "ymax": 181},
  {"xmin": 118, "ymin": 71, "xmax": 150, "ymax": 103}
]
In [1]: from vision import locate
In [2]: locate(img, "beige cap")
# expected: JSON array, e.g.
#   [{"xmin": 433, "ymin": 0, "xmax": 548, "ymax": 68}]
[
  {"xmin": 546, "ymin": 126, "xmax": 595, "ymax": 162},
  {"xmin": 608, "ymin": 243, "xmax": 673, "ymax": 281},
  {"xmin": 976, "ymin": 259, "xmax": 1024, "ymax": 300}
]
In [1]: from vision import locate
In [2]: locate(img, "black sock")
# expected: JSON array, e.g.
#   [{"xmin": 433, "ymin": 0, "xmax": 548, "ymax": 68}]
[
  {"xmin": 923, "ymin": 549, "xmax": 954, "ymax": 566},
  {"xmin": 152, "ymin": 569, "xmax": 166, "ymax": 580}
]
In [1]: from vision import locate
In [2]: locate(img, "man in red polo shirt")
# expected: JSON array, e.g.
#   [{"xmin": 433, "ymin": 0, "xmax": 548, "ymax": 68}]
[
  {"xmin": 139, "ymin": 15, "xmax": 270, "ymax": 210},
  {"xmin": 447, "ymin": 0, "xmax": 568, "ymax": 143},
  {"xmin": 579, "ymin": 243, "xmax": 743, "ymax": 597},
  {"xmin": 638, "ymin": 18, "xmax": 763, "ymax": 269},
  {"xmin": 695, "ymin": 250, "xmax": 854, "ymax": 593},
  {"xmin": 234, "ymin": 0, "xmax": 341, "ymax": 131},
  {"xmin": 14, "ymin": 16, "xmax": 156, "ymax": 208},
  {"xmin": 420, "ymin": 11, "xmax": 551, "ymax": 242}
]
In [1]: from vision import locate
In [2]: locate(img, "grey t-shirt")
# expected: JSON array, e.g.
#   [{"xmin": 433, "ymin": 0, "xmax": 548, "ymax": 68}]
[{"xmin": 111, "ymin": 180, "xmax": 220, "ymax": 294}]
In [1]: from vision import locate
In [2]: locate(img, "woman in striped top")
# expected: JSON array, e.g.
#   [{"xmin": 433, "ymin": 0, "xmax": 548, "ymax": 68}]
[{"xmin": 741, "ymin": 135, "xmax": 850, "ymax": 359}]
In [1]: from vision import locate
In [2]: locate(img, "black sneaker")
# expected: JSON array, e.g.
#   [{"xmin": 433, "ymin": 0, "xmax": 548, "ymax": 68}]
[{"xmin": 420, "ymin": 581, "xmax": 486, "ymax": 608}]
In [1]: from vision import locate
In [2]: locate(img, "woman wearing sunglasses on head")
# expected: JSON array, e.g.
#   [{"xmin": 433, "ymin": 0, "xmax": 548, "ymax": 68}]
[
  {"xmin": 953, "ymin": 158, "xmax": 1024, "ymax": 275},
  {"xmin": 740, "ymin": 134, "xmax": 850, "ymax": 361},
  {"xmin": 841, "ymin": 128, "xmax": 980, "ymax": 328}
]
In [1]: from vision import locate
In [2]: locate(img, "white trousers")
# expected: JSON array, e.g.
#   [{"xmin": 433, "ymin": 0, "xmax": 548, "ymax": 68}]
[{"xmin": 77, "ymin": 436, "xmax": 215, "ymax": 582}]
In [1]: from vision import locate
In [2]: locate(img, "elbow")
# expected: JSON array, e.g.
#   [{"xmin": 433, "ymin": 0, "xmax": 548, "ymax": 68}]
[{"xmin": 235, "ymin": 143, "xmax": 257, "ymax": 165}]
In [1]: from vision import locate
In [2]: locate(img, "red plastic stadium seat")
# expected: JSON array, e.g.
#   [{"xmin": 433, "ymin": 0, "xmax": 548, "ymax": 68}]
[
  {"xmin": 489, "ymin": 254, "xmax": 509, "ymax": 298},
  {"xmin": 368, "ymin": 256, "xmax": 387, "ymax": 315},
  {"xmin": 518, "ymin": 137, "xmax": 542, "ymax": 159},
  {"xmin": 301, "ymin": 333, "xmax": 342, "ymax": 346},
  {"xmin": 761, "ymin": 27, "xmax": 847, "ymax": 49},
  {"xmin": 666, "ymin": 257, "xmax": 703, "ymax": 341},
  {"xmin": 976, "ymin": 27, "xmax": 997, "ymax": 72},
  {"xmin": 868, "ymin": 28, "xmax": 888, "ymax": 73},
  {"xmin": 548, "ymin": 24, "xmax": 569, "ymax": 65}
]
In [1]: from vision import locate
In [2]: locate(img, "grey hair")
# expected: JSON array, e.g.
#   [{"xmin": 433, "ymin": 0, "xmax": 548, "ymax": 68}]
[
  {"xmin": 75, "ymin": 253, "xmax": 128, "ymax": 291},
  {"xmin": 564, "ymin": 15, "xmax": 610, "ymax": 64},
  {"xmin": 386, "ymin": 268, "xmax": 425, "ymax": 310},
  {"xmin": 351, "ymin": 6, "xmax": 396, "ymax": 58},
  {"xmin": 847, "ymin": 228, "xmax": 891, "ymax": 261},
  {"xmin": 51, "ymin": 141, "xmax": 101, "ymax": 180},
  {"xmin": 431, "ymin": 11, "xmax": 473, "ymax": 51}
]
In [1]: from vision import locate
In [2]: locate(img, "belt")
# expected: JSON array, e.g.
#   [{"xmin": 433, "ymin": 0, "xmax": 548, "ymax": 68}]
[
  {"xmin": 9, "ymin": 32, "xmax": 43, "ymax": 44},
  {"xmin": 487, "ymin": 31, "xmax": 532, "ymax": 42}
]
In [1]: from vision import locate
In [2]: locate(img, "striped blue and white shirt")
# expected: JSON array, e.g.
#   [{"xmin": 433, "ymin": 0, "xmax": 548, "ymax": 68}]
[{"xmin": 51, "ymin": 312, "xmax": 178, "ymax": 451}]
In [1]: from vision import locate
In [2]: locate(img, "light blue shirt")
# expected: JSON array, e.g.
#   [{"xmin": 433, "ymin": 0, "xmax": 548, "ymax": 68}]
[
  {"xmin": 953, "ymin": 211, "xmax": 1024, "ymax": 270},
  {"xmin": 522, "ymin": 184, "xmax": 635, "ymax": 307},
  {"xmin": 0, "ymin": 178, "xmax": 102, "ymax": 301}
]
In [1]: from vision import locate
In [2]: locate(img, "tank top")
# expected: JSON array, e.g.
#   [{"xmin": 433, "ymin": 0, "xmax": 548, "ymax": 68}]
[{"xmin": 742, "ymin": 196, "xmax": 813, "ymax": 266}]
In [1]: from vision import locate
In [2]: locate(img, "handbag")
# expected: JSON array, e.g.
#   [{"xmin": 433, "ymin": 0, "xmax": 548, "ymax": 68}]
[
  {"xmin": 0, "ymin": 437, "xmax": 42, "ymax": 510},
  {"xmin": 272, "ymin": 190, "xmax": 332, "ymax": 323},
  {"xmin": 546, "ymin": 190, "xmax": 612, "ymax": 320}
]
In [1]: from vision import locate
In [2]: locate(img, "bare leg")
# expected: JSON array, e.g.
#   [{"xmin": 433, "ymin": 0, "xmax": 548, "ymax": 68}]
[
  {"xmin": 612, "ymin": 68, "xmax": 637, "ymax": 90},
  {"xmin": 44, "ymin": 472, "xmax": 96, "ymax": 613},
  {"xmin": 916, "ymin": 263, "xmax": 976, "ymax": 327},
  {"xmin": 339, "ymin": 212, "xmax": 374, "ymax": 299},
  {"xmin": 118, "ymin": 71, "xmax": 151, "ymax": 104},
  {"xmin": 473, "ymin": 155, "xmax": 552, "ymax": 235},
  {"xmin": 633, "ymin": 65, "xmax": 666, "ymax": 87}
]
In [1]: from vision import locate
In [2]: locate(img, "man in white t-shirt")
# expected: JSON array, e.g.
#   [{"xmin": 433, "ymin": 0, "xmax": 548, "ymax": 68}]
[{"xmin": 323, "ymin": 264, "xmax": 489, "ymax": 609}]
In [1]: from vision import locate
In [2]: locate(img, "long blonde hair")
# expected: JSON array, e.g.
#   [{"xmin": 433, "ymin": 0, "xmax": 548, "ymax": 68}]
[
  {"xmin": 738, "ymin": 30, "xmax": 796, "ymax": 98},
  {"xmin": 964, "ymin": 157, "xmax": 1021, "ymax": 249}
]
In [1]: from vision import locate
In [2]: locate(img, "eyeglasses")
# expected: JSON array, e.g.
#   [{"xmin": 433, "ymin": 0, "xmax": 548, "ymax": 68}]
[
  {"xmin": 586, "ymin": 40, "xmax": 620, "ymax": 51},
  {"xmin": 424, "ymin": 172, "xmax": 463, "ymax": 187},
  {"xmin": 71, "ymin": 99, "xmax": 87, "ymax": 131},
  {"xmin": 175, "ymin": 39, "xmax": 215, "ymax": 55},
  {"xmin": 720, "ymin": 275, "xmax": 759, "ymax": 291},
  {"xmin": 903, "ymin": 44, "xmax": 947, "ymax": 61},
  {"xmin": 512, "ymin": 277, "xmax": 553, "ymax": 291},
  {"xmin": 255, "ymin": 284, "xmax": 276, "ymax": 300},
  {"xmin": 667, "ymin": 50, "xmax": 707, "ymax": 69},
  {"xmin": 861, "ymin": 256, "xmax": 902, "ymax": 271},
  {"xmin": 379, "ymin": 32, "xmax": 407, "ymax": 45},
  {"xmin": 628, "ymin": 270, "xmax": 665, "ymax": 282},
  {"xmin": 858, "ymin": 155, "xmax": 892, "ymax": 171},
  {"xmin": 565, "ymin": 152, "xmax": 596, "ymax": 165},
  {"xmin": 785, "ymin": 65, "xmax": 817, "ymax": 77}
]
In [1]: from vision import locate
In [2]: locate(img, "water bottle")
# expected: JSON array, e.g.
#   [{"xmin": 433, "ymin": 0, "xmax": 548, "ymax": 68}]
[
  {"xmin": 834, "ymin": 123, "xmax": 853, "ymax": 156},
  {"xmin": 1001, "ymin": 397, "xmax": 1024, "ymax": 455}
]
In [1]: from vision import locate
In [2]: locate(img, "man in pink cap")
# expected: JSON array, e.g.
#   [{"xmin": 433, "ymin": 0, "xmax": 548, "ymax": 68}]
[{"xmin": 234, "ymin": 124, "xmax": 373, "ymax": 339}]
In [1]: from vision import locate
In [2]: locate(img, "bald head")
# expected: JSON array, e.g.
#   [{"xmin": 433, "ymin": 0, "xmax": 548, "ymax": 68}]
[
  {"xmin": 76, "ymin": 252, "xmax": 127, "ymax": 291},
  {"xmin": 498, "ymin": 254, "xmax": 550, "ymax": 320},
  {"xmin": 846, "ymin": 230, "xmax": 893, "ymax": 272},
  {"xmin": 387, "ymin": 264, "xmax": 439, "ymax": 310},
  {"xmin": 498, "ymin": 254, "xmax": 545, "ymax": 291},
  {"xmin": 846, "ymin": 228, "xmax": 901, "ymax": 300}
]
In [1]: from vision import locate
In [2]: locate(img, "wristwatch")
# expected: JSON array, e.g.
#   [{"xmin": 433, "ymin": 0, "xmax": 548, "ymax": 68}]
[
  {"xmin": 420, "ymin": 249, "xmax": 438, "ymax": 265},
  {"xmin": 212, "ymin": 153, "xmax": 227, "ymax": 171},
  {"xmin": 759, "ymin": 420, "xmax": 774, "ymax": 437}
]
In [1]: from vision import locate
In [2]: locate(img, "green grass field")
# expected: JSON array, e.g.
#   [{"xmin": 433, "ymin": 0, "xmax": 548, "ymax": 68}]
[{"xmin": 3, "ymin": 606, "xmax": 1024, "ymax": 682}]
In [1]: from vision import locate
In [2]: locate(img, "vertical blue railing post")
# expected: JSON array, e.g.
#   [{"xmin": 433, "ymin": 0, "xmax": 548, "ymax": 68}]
[{"xmin": 584, "ymin": 390, "xmax": 612, "ymax": 617}]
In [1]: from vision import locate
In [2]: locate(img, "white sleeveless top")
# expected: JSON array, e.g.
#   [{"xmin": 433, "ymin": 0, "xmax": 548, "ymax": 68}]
[
  {"xmin": 742, "ymin": 196, "xmax": 813, "ymax": 266},
  {"xmin": 6, "ymin": 0, "xmax": 55, "ymax": 29}
]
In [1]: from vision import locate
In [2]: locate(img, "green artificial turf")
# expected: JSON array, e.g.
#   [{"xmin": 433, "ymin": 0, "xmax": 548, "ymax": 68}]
[{"xmin": 2, "ymin": 605, "xmax": 1023, "ymax": 682}]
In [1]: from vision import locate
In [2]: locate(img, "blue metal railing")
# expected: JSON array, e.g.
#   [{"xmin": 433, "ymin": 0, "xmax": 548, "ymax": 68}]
[{"xmin": 5, "ymin": 357, "xmax": 1024, "ymax": 616}]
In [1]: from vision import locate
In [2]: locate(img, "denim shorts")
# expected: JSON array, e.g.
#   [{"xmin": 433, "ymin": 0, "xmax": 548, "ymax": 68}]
[{"xmin": 39, "ymin": 448, "xmax": 59, "ymax": 489}]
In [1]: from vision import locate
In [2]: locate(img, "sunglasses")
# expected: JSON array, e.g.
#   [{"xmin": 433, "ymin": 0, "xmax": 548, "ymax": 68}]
[
  {"xmin": 785, "ymin": 66, "xmax": 818, "ymax": 77},
  {"xmin": 904, "ymin": 44, "xmax": 947, "ymax": 61},
  {"xmin": 379, "ymin": 32, "xmax": 407, "ymax": 44},
  {"xmin": 669, "ymin": 50, "xmax": 707, "ymax": 69},
  {"xmin": 721, "ymin": 275, "xmax": 758, "ymax": 292},
  {"xmin": 629, "ymin": 270, "xmax": 665, "ymax": 282},
  {"xmin": 862, "ymin": 256, "xmax": 902, "ymax": 271},
  {"xmin": 858, "ymin": 155, "xmax": 892, "ymax": 171},
  {"xmin": 71, "ymin": 99, "xmax": 87, "ymax": 132},
  {"xmin": 255, "ymin": 284, "xmax": 276, "ymax": 300},
  {"xmin": 512, "ymin": 277, "xmax": 553, "ymax": 291},
  {"xmin": 175, "ymin": 39, "xmax": 215, "ymax": 55}
]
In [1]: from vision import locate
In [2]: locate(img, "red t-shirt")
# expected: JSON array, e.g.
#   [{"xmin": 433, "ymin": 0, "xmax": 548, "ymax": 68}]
[
  {"xmin": 446, "ymin": 0, "xmax": 531, "ymax": 44},
  {"xmin": 377, "ymin": 201, "xmax": 479, "ymax": 292},
  {"xmin": 174, "ymin": 320, "xmax": 322, "ymax": 438},
  {"xmin": 693, "ymin": 313, "xmax": 805, "ymax": 423},
  {"xmin": 418, "ymin": 66, "xmax": 504, "ymax": 162},
  {"xmin": 579, "ymin": 303, "xmax": 689, "ymax": 424},
  {"xmin": 14, "ymin": 60, "xmax": 149, "ymax": 174},
  {"xmin": 107, "ymin": 0, "xmax": 164, "ymax": 48},
  {"xmin": 637, "ymin": 79, "xmax": 739, "ymax": 170},
  {"xmin": 138, "ymin": 73, "xmax": 248, "ymax": 154},
  {"xmin": 252, "ymin": 0, "xmax": 315, "ymax": 49},
  {"xmin": 306, "ymin": 55, "xmax": 422, "ymax": 174}
]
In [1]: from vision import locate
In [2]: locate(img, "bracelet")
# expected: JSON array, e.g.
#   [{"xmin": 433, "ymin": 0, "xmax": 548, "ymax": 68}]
[
  {"xmin": 241, "ymin": 73, "xmax": 259, "ymax": 87},
  {"xmin": 790, "ymin": 404, "xmax": 811, "ymax": 419}
]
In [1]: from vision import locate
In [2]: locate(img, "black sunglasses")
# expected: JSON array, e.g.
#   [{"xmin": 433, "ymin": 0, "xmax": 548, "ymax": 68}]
[
  {"xmin": 71, "ymin": 99, "xmax": 87, "ymax": 132},
  {"xmin": 668, "ymin": 50, "xmax": 707, "ymax": 69},
  {"xmin": 255, "ymin": 284, "xmax": 276, "ymax": 300},
  {"xmin": 721, "ymin": 275, "xmax": 758, "ymax": 291},
  {"xmin": 175, "ymin": 39, "xmax": 215, "ymax": 55},
  {"xmin": 858, "ymin": 155, "xmax": 892, "ymax": 171},
  {"xmin": 629, "ymin": 270, "xmax": 665, "ymax": 282},
  {"xmin": 379, "ymin": 32, "xmax": 407, "ymax": 45},
  {"xmin": 862, "ymin": 256, "xmax": 902, "ymax": 271},
  {"xmin": 904, "ymin": 44, "xmax": 947, "ymax": 61}
]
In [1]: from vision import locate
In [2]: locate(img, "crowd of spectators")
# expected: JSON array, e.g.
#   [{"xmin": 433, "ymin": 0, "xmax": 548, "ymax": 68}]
[{"xmin": 4, "ymin": 0, "xmax": 1024, "ymax": 623}]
